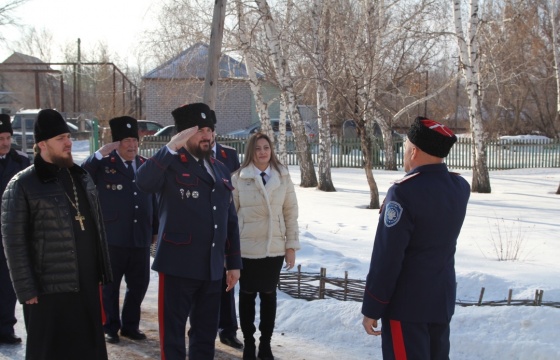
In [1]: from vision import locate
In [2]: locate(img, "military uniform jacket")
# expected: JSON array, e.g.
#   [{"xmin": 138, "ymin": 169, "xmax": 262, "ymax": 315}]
[
  {"xmin": 214, "ymin": 143, "xmax": 240, "ymax": 173},
  {"xmin": 362, "ymin": 163, "xmax": 470, "ymax": 323},
  {"xmin": 136, "ymin": 146, "xmax": 242, "ymax": 281},
  {"xmin": 1, "ymin": 149, "xmax": 30, "ymax": 196},
  {"xmin": 82, "ymin": 150, "xmax": 157, "ymax": 248}
]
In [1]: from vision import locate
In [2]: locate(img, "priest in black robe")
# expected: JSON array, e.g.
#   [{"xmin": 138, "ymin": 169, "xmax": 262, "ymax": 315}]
[{"xmin": 1, "ymin": 109, "xmax": 113, "ymax": 360}]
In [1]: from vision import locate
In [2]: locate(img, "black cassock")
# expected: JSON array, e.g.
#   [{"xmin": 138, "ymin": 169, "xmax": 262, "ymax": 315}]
[{"xmin": 23, "ymin": 169, "xmax": 108, "ymax": 360}]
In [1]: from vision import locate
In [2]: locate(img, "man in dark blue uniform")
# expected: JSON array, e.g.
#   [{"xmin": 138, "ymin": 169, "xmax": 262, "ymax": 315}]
[
  {"xmin": 210, "ymin": 112, "xmax": 243, "ymax": 349},
  {"xmin": 362, "ymin": 117, "xmax": 470, "ymax": 360},
  {"xmin": 0, "ymin": 114, "xmax": 30, "ymax": 344},
  {"xmin": 136, "ymin": 103, "xmax": 242, "ymax": 360},
  {"xmin": 82, "ymin": 116, "xmax": 158, "ymax": 344}
]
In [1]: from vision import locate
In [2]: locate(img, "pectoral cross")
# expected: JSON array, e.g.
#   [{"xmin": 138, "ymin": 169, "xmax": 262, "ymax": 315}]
[{"xmin": 75, "ymin": 214, "xmax": 85, "ymax": 231}]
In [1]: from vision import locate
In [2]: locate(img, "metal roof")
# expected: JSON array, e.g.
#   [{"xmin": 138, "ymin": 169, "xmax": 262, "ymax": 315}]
[{"xmin": 144, "ymin": 43, "xmax": 259, "ymax": 80}]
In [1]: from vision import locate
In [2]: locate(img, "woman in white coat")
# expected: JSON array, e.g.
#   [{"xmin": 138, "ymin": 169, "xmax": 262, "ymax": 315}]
[{"xmin": 231, "ymin": 132, "xmax": 300, "ymax": 360}]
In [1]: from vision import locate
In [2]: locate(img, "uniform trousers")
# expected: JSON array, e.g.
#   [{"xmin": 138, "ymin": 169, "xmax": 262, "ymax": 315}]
[
  {"xmin": 102, "ymin": 245, "xmax": 150, "ymax": 334},
  {"xmin": 158, "ymin": 273, "xmax": 221, "ymax": 360},
  {"xmin": 381, "ymin": 318, "xmax": 450, "ymax": 360},
  {"xmin": 0, "ymin": 245, "xmax": 17, "ymax": 336},
  {"xmin": 218, "ymin": 267, "xmax": 238, "ymax": 338}
]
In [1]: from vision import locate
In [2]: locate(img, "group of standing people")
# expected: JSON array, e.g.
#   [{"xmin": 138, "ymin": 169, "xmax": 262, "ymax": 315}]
[
  {"xmin": 0, "ymin": 104, "xmax": 469, "ymax": 360},
  {"xmin": 0, "ymin": 103, "xmax": 301, "ymax": 360}
]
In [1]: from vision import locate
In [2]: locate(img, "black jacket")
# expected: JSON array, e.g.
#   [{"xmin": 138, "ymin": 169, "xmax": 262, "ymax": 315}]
[{"xmin": 1, "ymin": 155, "xmax": 113, "ymax": 303}]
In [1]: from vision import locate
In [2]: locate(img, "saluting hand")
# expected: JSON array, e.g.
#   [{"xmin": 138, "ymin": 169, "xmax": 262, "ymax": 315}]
[
  {"xmin": 167, "ymin": 126, "xmax": 199, "ymax": 151},
  {"xmin": 98, "ymin": 141, "xmax": 120, "ymax": 157}
]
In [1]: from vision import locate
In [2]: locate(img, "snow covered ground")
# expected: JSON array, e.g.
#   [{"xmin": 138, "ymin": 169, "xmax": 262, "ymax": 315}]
[{"xmin": 1, "ymin": 140, "xmax": 559, "ymax": 359}]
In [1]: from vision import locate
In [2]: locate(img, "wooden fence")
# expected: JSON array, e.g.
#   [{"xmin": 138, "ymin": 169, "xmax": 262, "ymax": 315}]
[
  {"xmin": 277, "ymin": 266, "xmax": 560, "ymax": 308},
  {"xmin": 139, "ymin": 136, "xmax": 560, "ymax": 170}
]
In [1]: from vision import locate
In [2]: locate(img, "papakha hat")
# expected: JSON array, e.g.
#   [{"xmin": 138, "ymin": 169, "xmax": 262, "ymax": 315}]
[
  {"xmin": 0, "ymin": 114, "xmax": 13, "ymax": 135},
  {"xmin": 407, "ymin": 116, "xmax": 457, "ymax": 158},
  {"xmin": 171, "ymin": 103, "xmax": 215, "ymax": 133},
  {"xmin": 110, "ymin": 116, "xmax": 139, "ymax": 142}
]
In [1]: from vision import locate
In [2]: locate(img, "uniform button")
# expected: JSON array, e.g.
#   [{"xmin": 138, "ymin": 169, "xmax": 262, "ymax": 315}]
[
  {"xmin": 214, "ymin": 224, "xmax": 218, "ymax": 229},
  {"xmin": 134, "ymin": 219, "xmax": 137, "ymax": 223},
  {"xmin": 135, "ymin": 205, "xmax": 139, "ymax": 209},
  {"xmin": 212, "ymin": 243, "xmax": 215, "ymax": 247},
  {"xmin": 134, "ymin": 192, "xmax": 137, "ymax": 195},
  {"xmin": 212, "ymin": 189, "xmax": 215, "ymax": 192},
  {"xmin": 213, "ymin": 206, "xmax": 216, "ymax": 210},
  {"xmin": 132, "ymin": 179, "xmax": 136, "ymax": 183}
]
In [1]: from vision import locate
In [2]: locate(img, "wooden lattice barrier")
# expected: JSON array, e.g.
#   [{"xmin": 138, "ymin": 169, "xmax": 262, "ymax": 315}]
[{"xmin": 278, "ymin": 266, "xmax": 560, "ymax": 308}]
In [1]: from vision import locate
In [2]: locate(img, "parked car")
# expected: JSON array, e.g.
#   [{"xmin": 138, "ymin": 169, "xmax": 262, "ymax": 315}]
[
  {"xmin": 152, "ymin": 125, "xmax": 177, "ymax": 138},
  {"xmin": 137, "ymin": 120, "xmax": 164, "ymax": 137},
  {"xmin": 11, "ymin": 109, "xmax": 38, "ymax": 132},
  {"xmin": 67, "ymin": 117, "xmax": 94, "ymax": 132},
  {"xmin": 223, "ymin": 119, "xmax": 315, "ymax": 139}
]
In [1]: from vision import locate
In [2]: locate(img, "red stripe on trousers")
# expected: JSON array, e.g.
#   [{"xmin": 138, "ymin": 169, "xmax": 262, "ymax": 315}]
[
  {"xmin": 390, "ymin": 319, "xmax": 408, "ymax": 360},
  {"xmin": 159, "ymin": 273, "xmax": 166, "ymax": 360},
  {"xmin": 99, "ymin": 284, "xmax": 106, "ymax": 324}
]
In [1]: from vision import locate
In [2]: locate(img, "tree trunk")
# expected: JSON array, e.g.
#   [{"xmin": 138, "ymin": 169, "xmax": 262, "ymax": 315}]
[
  {"xmin": 453, "ymin": 0, "xmax": 490, "ymax": 193},
  {"xmin": 235, "ymin": 0, "xmax": 272, "ymax": 139},
  {"xmin": 313, "ymin": 0, "xmax": 335, "ymax": 192},
  {"xmin": 203, "ymin": 0, "xmax": 226, "ymax": 108},
  {"xmin": 256, "ymin": 0, "xmax": 317, "ymax": 187},
  {"xmin": 356, "ymin": 120, "xmax": 380, "ymax": 209}
]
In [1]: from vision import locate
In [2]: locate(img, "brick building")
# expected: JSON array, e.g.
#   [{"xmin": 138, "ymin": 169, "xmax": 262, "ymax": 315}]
[{"xmin": 143, "ymin": 43, "xmax": 281, "ymax": 134}]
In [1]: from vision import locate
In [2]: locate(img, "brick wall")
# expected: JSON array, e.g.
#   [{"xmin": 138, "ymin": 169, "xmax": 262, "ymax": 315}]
[{"xmin": 144, "ymin": 79, "xmax": 258, "ymax": 134}]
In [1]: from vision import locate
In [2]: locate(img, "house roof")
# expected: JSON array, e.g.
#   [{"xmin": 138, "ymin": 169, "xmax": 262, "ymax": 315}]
[
  {"xmin": 143, "ymin": 42, "xmax": 260, "ymax": 80},
  {"xmin": 1, "ymin": 52, "xmax": 51, "ymax": 69}
]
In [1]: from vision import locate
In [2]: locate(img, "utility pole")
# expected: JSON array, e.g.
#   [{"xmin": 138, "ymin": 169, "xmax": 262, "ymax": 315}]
[{"xmin": 203, "ymin": 0, "xmax": 227, "ymax": 110}]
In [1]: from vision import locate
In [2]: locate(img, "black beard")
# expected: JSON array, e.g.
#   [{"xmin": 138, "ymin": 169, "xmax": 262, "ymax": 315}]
[{"xmin": 188, "ymin": 142, "xmax": 212, "ymax": 160}]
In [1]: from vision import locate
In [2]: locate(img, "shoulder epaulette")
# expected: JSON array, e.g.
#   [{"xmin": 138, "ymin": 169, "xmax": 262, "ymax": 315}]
[
  {"xmin": 450, "ymin": 171, "xmax": 461, "ymax": 176},
  {"xmin": 393, "ymin": 172, "xmax": 421, "ymax": 184},
  {"xmin": 15, "ymin": 149, "xmax": 29, "ymax": 158}
]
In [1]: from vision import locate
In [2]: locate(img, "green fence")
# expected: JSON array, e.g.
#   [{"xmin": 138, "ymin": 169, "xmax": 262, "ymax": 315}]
[{"xmin": 139, "ymin": 136, "xmax": 560, "ymax": 170}]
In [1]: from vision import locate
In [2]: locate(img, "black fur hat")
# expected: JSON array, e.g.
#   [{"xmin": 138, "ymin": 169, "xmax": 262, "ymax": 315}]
[
  {"xmin": 110, "ymin": 116, "xmax": 139, "ymax": 142},
  {"xmin": 171, "ymin": 103, "xmax": 214, "ymax": 132},
  {"xmin": 34, "ymin": 109, "xmax": 69, "ymax": 142},
  {"xmin": 0, "ymin": 114, "xmax": 13, "ymax": 135},
  {"xmin": 407, "ymin": 116, "xmax": 457, "ymax": 158}
]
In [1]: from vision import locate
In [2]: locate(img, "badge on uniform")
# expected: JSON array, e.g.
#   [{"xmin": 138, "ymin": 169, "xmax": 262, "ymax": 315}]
[
  {"xmin": 384, "ymin": 201, "xmax": 403, "ymax": 227},
  {"xmin": 192, "ymin": 191, "xmax": 199, "ymax": 199}
]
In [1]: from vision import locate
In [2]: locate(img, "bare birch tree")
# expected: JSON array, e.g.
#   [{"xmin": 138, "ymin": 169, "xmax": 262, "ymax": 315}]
[
  {"xmin": 453, "ymin": 0, "xmax": 491, "ymax": 193},
  {"xmin": 235, "ymin": 0, "xmax": 274, "ymax": 139},
  {"xmin": 548, "ymin": 0, "xmax": 560, "ymax": 194},
  {"xmin": 255, "ymin": 0, "xmax": 318, "ymax": 187},
  {"xmin": 312, "ymin": 0, "xmax": 335, "ymax": 191}
]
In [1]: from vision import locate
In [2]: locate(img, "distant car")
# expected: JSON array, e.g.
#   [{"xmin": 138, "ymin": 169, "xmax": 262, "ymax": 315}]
[
  {"xmin": 11, "ymin": 109, "xmax": 38, "ymax": 132},
  {"xmin": 223, "ymin": 119, "xmax": 315, "ymax": 139},
  {"xmin": 137, "ymin": 120, "xmax": 164, "ymax": 137},
  {"xmin": 11, "ymin": 131, "xmax": 35, "ymax": 153},
  {"xmin": 152, "ymin": 125, "xmax": 177, "ymax": 138},
  {"xmin": 67, "ymin": 118, "xmax": 94, "ymax": 132}
]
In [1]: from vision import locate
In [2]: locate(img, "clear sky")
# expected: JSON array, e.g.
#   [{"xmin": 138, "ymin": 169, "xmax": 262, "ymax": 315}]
[{"xmin": 1, "ymin": 0, "xmax": 157, "ymax": 64}]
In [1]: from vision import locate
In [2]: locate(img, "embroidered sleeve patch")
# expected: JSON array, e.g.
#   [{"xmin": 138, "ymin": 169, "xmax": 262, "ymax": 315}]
[{"xmin": 384, "ymin": 201, "xmax": 403, "ymax": 227}]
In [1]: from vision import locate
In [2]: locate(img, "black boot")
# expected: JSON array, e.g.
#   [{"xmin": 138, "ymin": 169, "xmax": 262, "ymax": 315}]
[
  {"xmin": 239, "ymin": 291, "xmax": 257, "ymax": 360},
  {"xmin": 257, "ymin": 291, "xmax": 277, "ymax": 360}
]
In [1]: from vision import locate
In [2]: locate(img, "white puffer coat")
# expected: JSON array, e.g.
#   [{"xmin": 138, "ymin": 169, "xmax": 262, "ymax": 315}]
[{"xmin": 232, "ymin": 165, "xmax": 299, "ymax": 259}]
